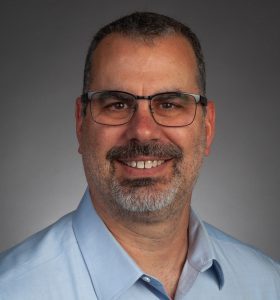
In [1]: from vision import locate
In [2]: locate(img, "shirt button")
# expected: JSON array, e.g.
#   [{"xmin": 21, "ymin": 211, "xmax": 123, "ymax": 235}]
[{"xmin": 142, "ymin": 276, "xmax": 151, "ymax": 283}]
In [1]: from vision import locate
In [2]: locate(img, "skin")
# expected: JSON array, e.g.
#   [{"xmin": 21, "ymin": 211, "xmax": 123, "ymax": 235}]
[{"xmin": 76, "ymin": 33, "xmax": 215, "ymax": 298}]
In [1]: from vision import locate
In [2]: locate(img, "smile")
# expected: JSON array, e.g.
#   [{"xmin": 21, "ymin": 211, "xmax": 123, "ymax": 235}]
[{"xmin": 123, "ymin": 160, "xmax": 165, "ymax": 169}]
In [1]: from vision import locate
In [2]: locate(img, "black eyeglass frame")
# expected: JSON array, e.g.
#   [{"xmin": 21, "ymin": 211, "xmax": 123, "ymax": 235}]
[{"xmin": 81, "ymin": 90, "xmax": 208, "ymax": 127}]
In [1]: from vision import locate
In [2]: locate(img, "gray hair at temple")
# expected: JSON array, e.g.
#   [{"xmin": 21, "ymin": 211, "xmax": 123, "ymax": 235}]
[{"xmin": 82, "ymin": 12, "xmax": 206, "ymax": 96}]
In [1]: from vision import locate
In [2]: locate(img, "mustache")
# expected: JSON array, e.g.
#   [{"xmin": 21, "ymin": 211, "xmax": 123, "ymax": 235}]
[{"xmin": 106, "ymin": 140, "xmax": 183, "ymax": 161}]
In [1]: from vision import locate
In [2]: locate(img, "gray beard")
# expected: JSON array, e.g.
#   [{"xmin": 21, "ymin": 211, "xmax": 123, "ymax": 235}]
[{"xmin": 111, "ymin": 175, "xmax": 181, "ymax": 213}]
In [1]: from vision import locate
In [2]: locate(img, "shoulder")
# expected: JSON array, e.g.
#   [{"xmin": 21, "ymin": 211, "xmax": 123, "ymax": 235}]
[
  {"xmin": 0, "ymin": 210, "xmax": 95, "ymax": 300},
  {"xmin": 204, "ymin": 222, "xmax": 280, "ymax": 282},
  {"xmin": 0, "ymin": 212, "xmax": 76, "ymax": 284}
]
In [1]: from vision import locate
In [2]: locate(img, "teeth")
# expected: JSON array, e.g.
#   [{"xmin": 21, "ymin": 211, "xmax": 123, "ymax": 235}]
[
  {"xmin": 137, "ymin": 161, "xmax": 145, "ymax": 169},
  {"xmin": 131, "ymin": 161, "xmax": 137, "ymax": 168},
  {"xmin": 126, "ymin": 160, "xmax": 165, "ymax": 169},
  {"xmin": 144, "ymin": 161, "xmax": 153, "ymax": 169}
]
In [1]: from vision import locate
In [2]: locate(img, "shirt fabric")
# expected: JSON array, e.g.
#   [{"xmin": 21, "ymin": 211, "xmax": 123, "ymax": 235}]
[{"xmin": 0, "ymin": 189, "xmax": 279, "ymax": 299}]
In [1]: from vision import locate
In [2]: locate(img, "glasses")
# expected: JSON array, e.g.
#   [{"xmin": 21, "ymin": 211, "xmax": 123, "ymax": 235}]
[{"xmin": 81, "ymin": 90, "xmax": 207, "ymax": 127}]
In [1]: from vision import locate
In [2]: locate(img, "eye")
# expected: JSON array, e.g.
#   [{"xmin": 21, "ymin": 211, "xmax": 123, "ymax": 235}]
[
  {"xmin": 154, "ymin": 97, "xmax": 184, "ymax": 111},
  {"xmin": 159, "ymin": 101, "xmax": 181, "ymax": 110},
  {"xmin": 95, "ymin": 92, "xmax": 135, "ymax": 113},
  {"xmin": 105, "ymin": 101, "xmax": 129, "ymax": 111}
]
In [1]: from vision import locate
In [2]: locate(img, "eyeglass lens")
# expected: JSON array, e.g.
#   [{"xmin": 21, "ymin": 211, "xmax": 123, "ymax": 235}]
[{"xmin": 89, "ymin": 91, "xmax": 197, "ymax": 127}]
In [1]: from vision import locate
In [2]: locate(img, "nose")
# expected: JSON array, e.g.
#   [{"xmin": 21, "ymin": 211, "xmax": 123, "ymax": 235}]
[{"xmin": 124, "ymin": 100, "xmax": 162, "ymax": 142}]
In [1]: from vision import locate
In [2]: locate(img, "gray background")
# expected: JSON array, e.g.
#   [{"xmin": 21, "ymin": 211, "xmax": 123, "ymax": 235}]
[{"xmin": 0, "ymin": 0, "xmax": 279, "ymax": 261}]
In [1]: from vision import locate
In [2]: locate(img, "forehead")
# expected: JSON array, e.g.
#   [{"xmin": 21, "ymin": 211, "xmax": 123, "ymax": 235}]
[{"xmin": 90, "ymin": 33, "xmax": 199, "ymax": 94}]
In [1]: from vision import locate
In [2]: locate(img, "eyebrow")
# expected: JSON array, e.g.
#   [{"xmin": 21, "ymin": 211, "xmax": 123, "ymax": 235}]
[{"xmin": 100, "ymin": 87, "xmax": 187, "ymax": 95}]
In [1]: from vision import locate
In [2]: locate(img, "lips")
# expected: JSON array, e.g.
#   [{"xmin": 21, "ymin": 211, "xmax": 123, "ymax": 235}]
[
  {"xmin": 123, "ymin": 160, "xmax": 165, "ymax": 169},
  {"xmin": 107, "ymin": 141, "xmax": 183, "ymax": 173}
]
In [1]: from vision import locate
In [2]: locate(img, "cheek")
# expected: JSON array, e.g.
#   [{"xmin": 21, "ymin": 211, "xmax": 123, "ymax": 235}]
[
  {"xmin": 82, "ymin": 124, "xmax": 126, "ymax": 158},
  {"xmin": 81, "ymin": 129, "xmax": 111, "ymax": 178},
  {"xmin": 166, "ymin": 122, "xmax": 206, "ymax": 160},
  {"xmin": 164, "ymin": 128, "xmax": 198, "ymax": 151}
]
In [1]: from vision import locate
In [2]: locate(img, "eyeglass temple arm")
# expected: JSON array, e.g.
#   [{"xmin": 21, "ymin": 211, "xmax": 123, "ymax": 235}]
[{"xmin": 191, "ymin": 94, "xmax": 207, "ymax": 106}]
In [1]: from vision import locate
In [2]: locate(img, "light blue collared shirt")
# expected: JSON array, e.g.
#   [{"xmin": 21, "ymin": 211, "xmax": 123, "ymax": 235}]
[{"xmin": 0, "ymin": 189, "xmax": 279, "ymax": 299}]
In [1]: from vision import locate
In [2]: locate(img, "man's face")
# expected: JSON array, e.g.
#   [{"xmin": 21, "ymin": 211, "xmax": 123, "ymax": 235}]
[{"xmin": 76, "ymin": 34, "xmax": 215, "ymax": 222}]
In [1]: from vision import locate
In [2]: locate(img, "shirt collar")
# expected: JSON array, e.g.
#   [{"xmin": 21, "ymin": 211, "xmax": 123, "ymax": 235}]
[
  {"xmin": 72, "ymin": 189, "xmax": 143, "ymax": 300},
  {"xmin": 187, "ymin": 209, "xmax": 225, "ymax": 289}
]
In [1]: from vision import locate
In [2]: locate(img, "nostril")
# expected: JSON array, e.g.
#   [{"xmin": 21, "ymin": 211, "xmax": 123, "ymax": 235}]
[{"xmin": 124, "ymin": 109, "xmax": 162, "ymax": 142}]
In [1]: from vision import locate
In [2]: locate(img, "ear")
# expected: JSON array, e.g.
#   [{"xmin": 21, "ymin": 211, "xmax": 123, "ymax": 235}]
[
  {"xmin": 75, "ymin": 97, "xmax": 84, "ymax": 154},
  {"xmin": 204, "ymin": 100, "xmax": 215, "ymax": 156}
]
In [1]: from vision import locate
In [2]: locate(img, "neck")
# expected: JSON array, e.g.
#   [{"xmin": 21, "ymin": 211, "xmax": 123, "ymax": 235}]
[{"xmin": 92, "ymin": 193, "xmax": 190, "ymax": 298}]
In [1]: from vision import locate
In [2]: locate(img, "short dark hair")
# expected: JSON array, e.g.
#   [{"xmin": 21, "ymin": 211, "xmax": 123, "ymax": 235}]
[{"xmin": 83, "ymin": 12, "xmax": 206, "ymax": 95}]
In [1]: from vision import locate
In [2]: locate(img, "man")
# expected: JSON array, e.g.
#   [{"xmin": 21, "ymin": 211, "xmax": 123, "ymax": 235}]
[{"xmin": 0, "ymin": 12, "xmax": 279, "ymax": 300}]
